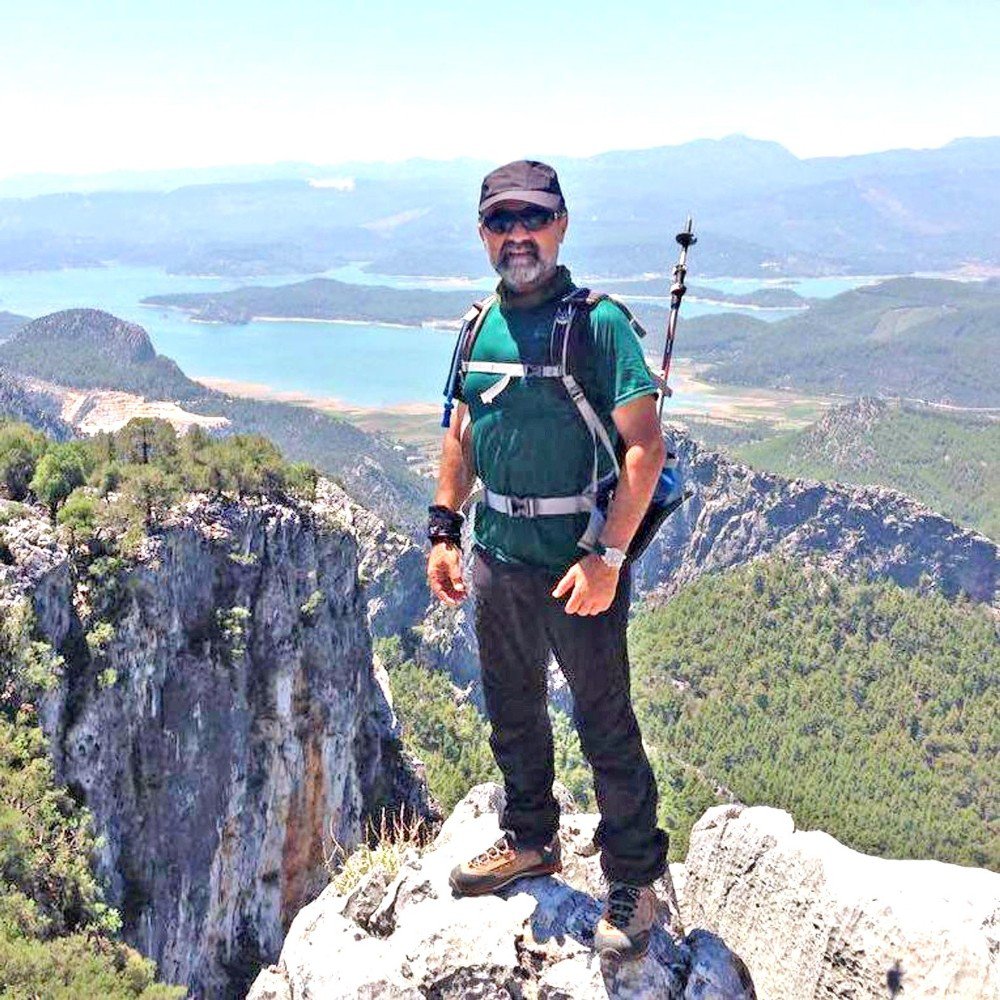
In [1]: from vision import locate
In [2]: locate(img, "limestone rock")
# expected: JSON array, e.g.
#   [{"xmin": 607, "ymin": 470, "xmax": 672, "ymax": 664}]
[
  {"xmin": 249, "ymin": 782, "xmax": 755, "ymax": 1000},
  {"xmin": 682, "ymin": 803, "xmax": 1000, "ymax": 1000}
]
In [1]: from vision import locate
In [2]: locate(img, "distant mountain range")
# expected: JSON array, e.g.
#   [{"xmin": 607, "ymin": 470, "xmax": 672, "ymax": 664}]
[{"xmin": 1, "ymin": 135, "xmax": 997, "ymax": 278}]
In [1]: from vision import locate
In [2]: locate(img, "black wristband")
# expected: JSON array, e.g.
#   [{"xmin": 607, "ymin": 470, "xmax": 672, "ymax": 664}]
[{"xmin": 428, "ymin": 504, "xmax": 464, "ymax": 545}]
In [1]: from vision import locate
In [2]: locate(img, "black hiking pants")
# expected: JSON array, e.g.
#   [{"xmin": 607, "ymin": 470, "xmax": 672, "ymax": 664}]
[{"xmin": 472, "ymin": 546, "xmax": 668, "ymax": 886}]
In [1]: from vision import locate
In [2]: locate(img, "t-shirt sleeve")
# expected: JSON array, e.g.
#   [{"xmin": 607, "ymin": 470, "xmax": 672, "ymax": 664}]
[{"xmin": 590, "ymin": 300, "xmax": 659, "ymax": 409}]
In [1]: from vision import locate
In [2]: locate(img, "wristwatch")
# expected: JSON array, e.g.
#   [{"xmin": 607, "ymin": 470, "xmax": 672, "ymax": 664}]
[{"xmin": 596, "ymin": 543, "xmax": 627, "ymax": 569}]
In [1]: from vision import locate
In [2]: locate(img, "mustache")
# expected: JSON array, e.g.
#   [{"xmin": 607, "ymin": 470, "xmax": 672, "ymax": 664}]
[{"xmin": 499, "ymin": 240, "xmax": 538, "ymax": 264}]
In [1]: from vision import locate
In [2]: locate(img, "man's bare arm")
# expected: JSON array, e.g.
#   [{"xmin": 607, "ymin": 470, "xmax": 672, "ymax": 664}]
[
  {"xmin": 433, "ymin": 402, "xmax": 476, "ymax": 510},
  {"xmin": 600, "ymin": 393, "xmax": 666, "ymax": 552},
  {"xmin": 428, "ymin": 402, "xmax": 475, "ymax": 605},
  {"xmin": 551, "ymin": 393, "xmax": 664, "ymax": 615}
]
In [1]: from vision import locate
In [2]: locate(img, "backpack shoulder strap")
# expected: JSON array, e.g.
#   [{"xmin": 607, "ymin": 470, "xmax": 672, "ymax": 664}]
[
  {"xmin": 460, "ymin": 294, "xmax": 497, "ymax": 364},
  {"xmin": 441, "ymin": 293, "xmax": 496, "ymax": 428}
]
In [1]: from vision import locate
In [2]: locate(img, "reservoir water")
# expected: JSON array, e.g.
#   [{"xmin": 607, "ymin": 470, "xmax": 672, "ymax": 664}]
[{"xmin": 0, "ymin": 265, "xmax": 878, "ymax": 408}]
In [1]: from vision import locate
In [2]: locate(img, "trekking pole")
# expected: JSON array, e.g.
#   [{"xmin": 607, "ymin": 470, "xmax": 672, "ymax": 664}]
[{"xmin": 657, "ymin": 216, "xmax": 697, "ymax": 420}]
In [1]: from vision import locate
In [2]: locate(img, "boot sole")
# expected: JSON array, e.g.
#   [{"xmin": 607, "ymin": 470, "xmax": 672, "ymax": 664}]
[
  {"xmin": 449, "ymin": 860, "xmax": 562, "ymax": 897},
  {"xmin": 598, "ymin": 942, "xmax": 649, "ymax": 968}
]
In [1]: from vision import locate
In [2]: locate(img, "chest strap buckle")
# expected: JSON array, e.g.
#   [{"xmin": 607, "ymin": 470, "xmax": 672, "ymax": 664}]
[{"xmin": 507, "ymin": 495, "xmax": 537, "ymax": 518}]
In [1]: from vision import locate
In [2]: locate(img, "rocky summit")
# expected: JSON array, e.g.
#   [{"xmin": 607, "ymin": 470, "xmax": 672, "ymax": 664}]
[{"xmin": 250, "ymin": 784, "xmax": 1000, "ymax": 1000}]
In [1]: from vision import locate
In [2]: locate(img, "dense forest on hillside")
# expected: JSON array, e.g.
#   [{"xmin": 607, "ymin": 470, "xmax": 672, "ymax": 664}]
[
  {"xmin": 376, "ymin": 558, "xmax": 997, "ymax": 869},
  {"xmin": 737, "ymin": 399, "xmax": 1000, "ymax": 540},
  {"xmin": 629, "ymin": 558, "xmax": 999, "ymax": 866}
]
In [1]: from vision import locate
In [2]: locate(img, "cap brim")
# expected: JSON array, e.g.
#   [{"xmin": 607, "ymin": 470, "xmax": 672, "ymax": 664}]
[{"xmin": 479, "ymin": 189, "xmax": 564, "ymax": 215}]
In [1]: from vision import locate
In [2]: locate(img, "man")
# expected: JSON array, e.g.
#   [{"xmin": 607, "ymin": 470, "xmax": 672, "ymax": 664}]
[{"xmin": 426, "ymin": 159, "xmax": 668, "ymax": 960}]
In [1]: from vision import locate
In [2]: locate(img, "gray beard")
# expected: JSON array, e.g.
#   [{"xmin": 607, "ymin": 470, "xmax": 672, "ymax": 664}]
[{"xmin": 495, "ymin": 243, "xmax": 557, "ymax": 292}]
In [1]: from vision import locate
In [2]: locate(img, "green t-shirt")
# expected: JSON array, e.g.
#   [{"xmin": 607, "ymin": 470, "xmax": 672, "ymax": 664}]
[{"xmin": 458, "ymin": 271, "xmax": 658, "ymax": 573}]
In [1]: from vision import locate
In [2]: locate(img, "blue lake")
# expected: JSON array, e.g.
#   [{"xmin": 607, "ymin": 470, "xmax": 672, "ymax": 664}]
[{"xmin": 0, "ymin": 265, "xmax": 879, "ymax": 408}]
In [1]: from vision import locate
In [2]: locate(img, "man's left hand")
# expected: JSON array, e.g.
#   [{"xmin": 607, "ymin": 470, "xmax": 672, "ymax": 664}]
[{"xmin": 551, "ymin": 554, "xmax": 620, "ymax": 615}]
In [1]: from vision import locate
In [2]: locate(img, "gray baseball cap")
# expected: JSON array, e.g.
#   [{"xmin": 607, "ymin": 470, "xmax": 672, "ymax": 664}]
[{"xmin": 478, "ymin": 160, "xmax": 566, "ymax": 216}]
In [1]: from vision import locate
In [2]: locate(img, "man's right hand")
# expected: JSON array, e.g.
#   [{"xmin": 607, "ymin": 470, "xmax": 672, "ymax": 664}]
[{"xmin": 427, "ymin": 542, "xmax": 467, "ymax": 605}]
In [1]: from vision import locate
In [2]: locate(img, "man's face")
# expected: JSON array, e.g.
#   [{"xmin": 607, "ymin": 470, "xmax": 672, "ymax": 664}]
[{"xmin": 478, "ymin": 200, "xmax": 568, "ymax": 293}]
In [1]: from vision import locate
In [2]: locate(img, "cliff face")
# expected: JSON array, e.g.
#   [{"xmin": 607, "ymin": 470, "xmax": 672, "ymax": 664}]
[
  {"xmin": 0, "ymin": 485, "xmax": 430, "ymax": 998},
  {"xmin": 636, "ymin": 432, "xmax": 998, "ymax": 606}
]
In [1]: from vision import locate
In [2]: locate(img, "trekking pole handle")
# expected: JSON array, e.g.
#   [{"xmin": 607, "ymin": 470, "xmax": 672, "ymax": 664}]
[{"xmin": 657, "ymin": 216, "xmax": 697, "ymax": 420}]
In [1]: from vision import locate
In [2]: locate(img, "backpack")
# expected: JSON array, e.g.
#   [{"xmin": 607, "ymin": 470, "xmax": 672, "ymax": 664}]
[{"xmin": 440, "ymin": 287, "xmax": 684, "ymax": 559}]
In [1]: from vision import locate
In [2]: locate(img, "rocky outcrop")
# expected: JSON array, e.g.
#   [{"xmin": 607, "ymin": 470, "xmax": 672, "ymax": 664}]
[
  {"xmin": 636, "ymin": 431, "xmax": 998, "ymax": 606},
  {"xmin": 681, "ymin": 804, "xmax": 1000, "ymax": 1000},
  {"xmin": 0, "ymin": 487, "xmax": 432, "ymax": 998},
  {"xmin": 250, "ymin": 785, "xmax": 1000, "ymax": 1000},
  {"xmin": 248, "ymin": 783, "xmax": 756, "ymax": 1000}
]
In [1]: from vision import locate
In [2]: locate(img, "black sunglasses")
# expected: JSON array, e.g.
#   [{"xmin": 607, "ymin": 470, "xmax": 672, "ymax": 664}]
[{"xmin": 481, "ymin": 207, "xmax": 562, "ymax": 235}]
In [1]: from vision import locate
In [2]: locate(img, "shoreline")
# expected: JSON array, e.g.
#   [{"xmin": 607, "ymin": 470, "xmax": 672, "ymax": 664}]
[
  {"xmin": 194, "ymin": 361, "xmax": 825, "ymax": 426},
  {"xmin": 193, "ymin": 376, "xmax": 440, "ymax": 416}
]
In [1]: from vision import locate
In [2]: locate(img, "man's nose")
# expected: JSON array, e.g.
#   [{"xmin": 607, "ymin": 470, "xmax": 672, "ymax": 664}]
[{"xmin": 507, "ymin": 219, "xmax": 534, "ymax": 238}]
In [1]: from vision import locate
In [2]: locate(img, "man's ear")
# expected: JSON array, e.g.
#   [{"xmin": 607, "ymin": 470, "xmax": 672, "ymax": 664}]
[
  {"xmin": 557, "ymin": 214, "xmax": 569, "ymax": 243},
  {"xmin": 478, "ymin": 221, "xmax": 488, "ymax": 246}
]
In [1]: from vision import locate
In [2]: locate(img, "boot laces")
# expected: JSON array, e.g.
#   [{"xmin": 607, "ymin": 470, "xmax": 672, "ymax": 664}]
[
  {"xmin": 606, "ymin": 883, "xmax": 642, "ymax": 927},
  {"xmin": 471, "ymin": 836, "xmax": 512, "ymax": 867}
]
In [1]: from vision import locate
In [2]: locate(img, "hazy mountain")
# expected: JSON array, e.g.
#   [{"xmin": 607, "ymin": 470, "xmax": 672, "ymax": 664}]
[
  {"xmin": 0, "ymin": 311, "xmax": 29, "ymax": 341},
  {"xmin": 1, "ymin": 135, "xmax": 997, "ymax": 278}
]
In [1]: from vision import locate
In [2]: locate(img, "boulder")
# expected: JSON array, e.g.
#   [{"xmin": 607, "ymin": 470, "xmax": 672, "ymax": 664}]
[{"xmin": 682, "ymin": 804, "xmax": 1000, "ymax": 999}]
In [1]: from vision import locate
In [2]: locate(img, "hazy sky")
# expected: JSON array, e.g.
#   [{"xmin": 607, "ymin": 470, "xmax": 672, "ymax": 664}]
[{"xmin": 2, "ymin": 0, "xmax": 997, "ymax": 178}]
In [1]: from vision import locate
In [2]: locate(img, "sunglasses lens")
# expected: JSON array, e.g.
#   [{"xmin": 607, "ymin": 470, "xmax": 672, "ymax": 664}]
[
  {"xmin": 521, "ymin": 209, "xmax": 555, "ymax": 231},
  {"xmin": 483, "ymin": 211, "xmax": 516, "ymax": 234},
  {"xmin": 483, "ymin": 208, "xmax": 557, "ymax": 234}
]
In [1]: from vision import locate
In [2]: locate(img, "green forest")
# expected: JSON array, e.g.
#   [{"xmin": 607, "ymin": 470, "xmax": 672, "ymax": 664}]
[{"xmin": 629, "ymin": 558, "xmax": 998, "ymax": 866}]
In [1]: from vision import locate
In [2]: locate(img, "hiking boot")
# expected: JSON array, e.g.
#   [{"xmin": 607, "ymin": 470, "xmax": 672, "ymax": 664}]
[
  {"xmin": 449, "ymin": 834, "xmax": 561, "ymax": 897},
  {"xmin": 593, "ymin": 882, "xmax": 658, "ymax": 960}
]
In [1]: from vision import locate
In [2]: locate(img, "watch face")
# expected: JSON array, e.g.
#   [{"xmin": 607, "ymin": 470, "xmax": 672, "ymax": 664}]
[{"xmin": 601, "ymin": 547, "xmax": 626, "ymax": 568}]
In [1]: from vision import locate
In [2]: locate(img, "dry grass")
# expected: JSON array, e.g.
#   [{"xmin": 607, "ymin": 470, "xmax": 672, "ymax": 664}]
[{"xmin": 326, "ymin": 807, "xmax": 429, "ymax": 895}]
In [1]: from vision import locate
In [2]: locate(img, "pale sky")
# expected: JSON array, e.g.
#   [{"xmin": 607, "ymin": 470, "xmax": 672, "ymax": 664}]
[{"xmin": 1, "ymin": 0, "xmax": 997, "ymax": 179}]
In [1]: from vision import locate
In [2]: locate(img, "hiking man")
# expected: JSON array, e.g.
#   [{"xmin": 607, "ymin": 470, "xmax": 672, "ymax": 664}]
[{"xmin": 427, "ymin": 160, "xmax": 668, "ymax": 960}]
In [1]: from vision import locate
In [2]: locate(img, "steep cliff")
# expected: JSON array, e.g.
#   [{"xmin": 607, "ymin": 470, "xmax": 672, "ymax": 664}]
[{"xmin": 0, "ymin": 484, "xmax": 431, "ymax": 998}]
